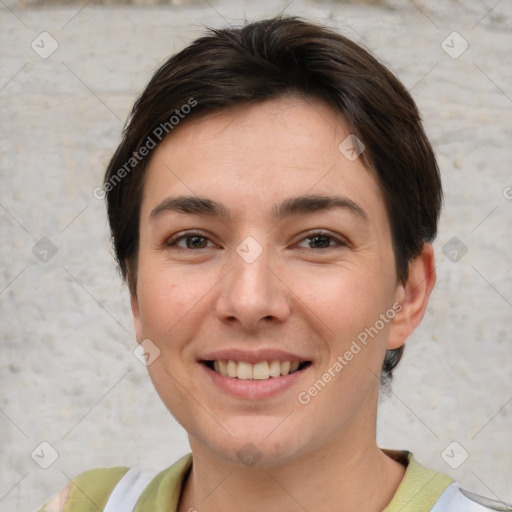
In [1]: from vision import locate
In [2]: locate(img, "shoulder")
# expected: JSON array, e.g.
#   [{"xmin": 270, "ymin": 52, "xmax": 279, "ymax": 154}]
[
  {"xmin": 383, "ymin": 450, "xmax": 511, "ymax": 512},
  {"xmin": 433, "ymin": 484, "xmax": 512, "ymax": 512},
  {"xmin": 37, "ymin": 455, "xmax": 193, "ymax": 512},
  {"xmin": 135, "ymin": 454, "xmax": 193, "ymax": 511},
  {"xmin": 37, "ymin": 466, "xmax": 129, "ymax": 512}
]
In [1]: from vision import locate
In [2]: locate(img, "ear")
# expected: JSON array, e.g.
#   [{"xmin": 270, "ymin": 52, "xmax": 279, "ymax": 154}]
[
  {"xmin": 131, "ymin": 293, "xmax": 144, "ymax": 343},
  {"xmin": 127, "ymin": 267, "xmax": 143, "ymax": 343},
  {"xmin": 387, "ymin": 243, "xmax": 436, "ymax": 350}
]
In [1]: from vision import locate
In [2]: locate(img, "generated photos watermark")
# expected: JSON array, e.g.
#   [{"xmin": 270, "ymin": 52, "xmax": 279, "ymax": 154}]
[
  {"xmin": 93, "ymin": 98, "xmax": 198, "ymax": 200},
  {"xmin": 297, "ymin": 302, "xmax": 402, "ymax": 405}
]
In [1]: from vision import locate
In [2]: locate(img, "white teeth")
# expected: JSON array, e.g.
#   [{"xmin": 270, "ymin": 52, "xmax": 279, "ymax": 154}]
[
  {"xmin": 269, "ymin": 360, "xmax": 281, "ymax": 377},
  {"xmin": 237, "ymin": 361, "xmax": 253, "ymax": 380},
  {"xmin": 252, "ymin": 361, "xmax": 270, "ymax": 380},
  {"xmin": 210, "ymin": 359, "xmax": 305, "ymax": 380},
  {"xmin": 218, "ymin": 360, "xmax": 228, "ymax": 377},
  {"xmin": 227, "ymin": 359, "xmax": 238, "ymax": 378}
]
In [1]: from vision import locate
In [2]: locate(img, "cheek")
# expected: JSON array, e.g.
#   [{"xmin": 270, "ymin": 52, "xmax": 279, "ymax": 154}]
[
  {"xmin": 289, "ymin": 261, "xmax": 395, "ymax": 374},
  {"xmin": 136, "ymin": 263, "xmax": 187, "ymax": 341},
  {"xmin": 135, "ymin": 260, "xmax": 219, "ymax": 359},
  {"xmin": 294, "ymin": 263, "xmax": 388, "ymax": 330}
]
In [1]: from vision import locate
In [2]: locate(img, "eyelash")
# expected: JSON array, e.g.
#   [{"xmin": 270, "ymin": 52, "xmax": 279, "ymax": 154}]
[
  {"xmin": 297, "ymin": 230, "xmax": 348, "ymax": 250},
  {"xmin": 165, "ymin": 230, "xmax": 347, "ymax": 251}
]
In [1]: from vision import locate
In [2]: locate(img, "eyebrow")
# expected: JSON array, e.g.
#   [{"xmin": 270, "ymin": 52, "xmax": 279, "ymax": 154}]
[{"xmin": 149, "ymin": 194, "xmax": 369, "ymax": 223}]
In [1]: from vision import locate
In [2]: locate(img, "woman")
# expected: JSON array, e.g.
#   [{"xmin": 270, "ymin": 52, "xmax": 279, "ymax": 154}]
[{"xmin": 38, "ymin": 16, "xmax": 510, "ymax": 512}]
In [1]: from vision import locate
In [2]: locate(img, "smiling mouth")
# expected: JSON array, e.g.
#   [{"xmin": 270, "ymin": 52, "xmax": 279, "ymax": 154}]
[{"xmin": 203, "ymin": 360, "xmax": 312, "ymax": 380}]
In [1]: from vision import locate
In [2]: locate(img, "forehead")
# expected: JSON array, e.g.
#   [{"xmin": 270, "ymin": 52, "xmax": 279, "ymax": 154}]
[{"xmin": 140, "ymin": 96, "xmax": 387, "ymax": 229}]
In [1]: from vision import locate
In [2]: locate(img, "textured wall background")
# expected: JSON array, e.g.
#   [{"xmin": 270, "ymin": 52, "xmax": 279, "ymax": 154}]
[{"xmin": 0, "ymin": 0, "xmax": 511, "ymax": 510}]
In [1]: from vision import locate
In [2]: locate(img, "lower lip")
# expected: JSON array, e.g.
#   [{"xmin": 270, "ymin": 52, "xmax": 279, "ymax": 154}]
[{"xmin": 202, "ymin": 364, "xmax": 310, "ymax": 400}]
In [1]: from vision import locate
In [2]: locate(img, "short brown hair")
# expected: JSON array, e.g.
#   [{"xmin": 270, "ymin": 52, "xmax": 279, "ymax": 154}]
[{"xmin": 104, "ymin": 16, "xmax": 442, "ymax": 384}]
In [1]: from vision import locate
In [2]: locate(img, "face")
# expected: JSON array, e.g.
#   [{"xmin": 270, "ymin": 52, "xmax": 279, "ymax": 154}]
[{"xmin": 131, "ymin": 96, "xmax": 408, "ymax": 467}]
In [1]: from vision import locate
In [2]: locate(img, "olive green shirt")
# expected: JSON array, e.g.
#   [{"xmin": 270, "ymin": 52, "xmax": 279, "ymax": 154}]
[{"xmin": 39, "ymin": 451, "xmax": 454, "ymax": 511}]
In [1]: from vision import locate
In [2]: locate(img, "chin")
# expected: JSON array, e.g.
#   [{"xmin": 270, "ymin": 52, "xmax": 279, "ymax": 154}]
[{"xmin": 189, "ymin": 417, "xmax": 313, "ymax": 469}]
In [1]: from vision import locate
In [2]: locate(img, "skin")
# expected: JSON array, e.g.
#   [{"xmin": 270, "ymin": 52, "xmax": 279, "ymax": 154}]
[{"xmin": 130, "ymin": 95, "xmax": 436, "ymax": 512}]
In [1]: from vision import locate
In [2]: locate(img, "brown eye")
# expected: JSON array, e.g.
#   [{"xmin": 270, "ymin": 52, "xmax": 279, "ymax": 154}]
[
  {"xmin": 166, "ymin": 233, "xmax": 213, "ymax": 249},
  {"xmin": 308, "ymin": 234, "xmax": 332, "ymax": 249},
  {"xmin": 183, "ymin": 235, "xmax": 208, "ymax": 249},
  {"xmin": 297, "ymin": 230, "xmax": 347, "ymax": 250}
]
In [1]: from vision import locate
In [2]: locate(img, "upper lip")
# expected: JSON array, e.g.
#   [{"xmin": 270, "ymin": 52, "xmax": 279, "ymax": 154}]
[{"xmin": 200, "ymin": 349, "xmax": 311, "ymax": 364}]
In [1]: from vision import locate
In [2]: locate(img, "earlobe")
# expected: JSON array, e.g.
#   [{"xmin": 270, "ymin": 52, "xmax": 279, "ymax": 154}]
[{"xmin": 387, "ymin": 243, "xmax": 436, "ymax": 350}]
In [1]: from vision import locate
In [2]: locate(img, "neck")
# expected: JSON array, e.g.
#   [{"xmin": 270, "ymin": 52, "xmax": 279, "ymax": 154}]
[{"xmin": 178, "ymin": 414, "xmax": 405, "ymax": 512}]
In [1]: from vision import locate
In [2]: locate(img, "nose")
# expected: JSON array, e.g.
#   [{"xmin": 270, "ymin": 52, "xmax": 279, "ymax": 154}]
[{"xmin": 215, "ymin": 242, "xmax": 291, "ymax": 331}]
